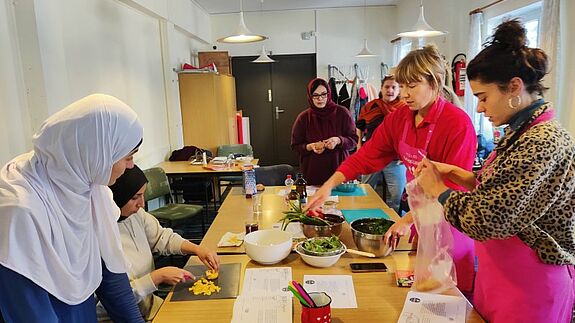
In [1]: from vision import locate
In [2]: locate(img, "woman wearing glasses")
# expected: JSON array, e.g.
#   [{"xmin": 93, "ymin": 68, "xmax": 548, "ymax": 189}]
[
  {"xmin": 306, "ymin": 45, "xmax": 477, "ymax": 296},
  {"xmin": 291, "ymin": 78, "xmax": 358, "ymax": 185}
]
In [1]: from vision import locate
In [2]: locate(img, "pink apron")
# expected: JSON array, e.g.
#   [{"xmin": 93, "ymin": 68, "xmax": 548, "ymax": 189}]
[
  {"xmin": 398, "ymin": 100, "xmax": 476, "ymax": 295},
  {"xmin": 474, "ymin": 109, "xmax": 574, "ymax": 322}
]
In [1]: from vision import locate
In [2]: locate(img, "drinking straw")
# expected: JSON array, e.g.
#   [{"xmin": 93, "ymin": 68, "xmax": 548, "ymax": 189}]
[
  {"xmin": 292, "ymin": 280, "xmax": 317, "ymax": 307},
  {"xmin": 287, "ymin": 285, "xmax": 310, "ymax": 307}
]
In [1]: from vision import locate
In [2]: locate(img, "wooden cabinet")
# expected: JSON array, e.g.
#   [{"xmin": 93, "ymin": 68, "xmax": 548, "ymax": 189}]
[{"xmin": 178, "ymin": 73, "xmax": 238, "ymax": 155}]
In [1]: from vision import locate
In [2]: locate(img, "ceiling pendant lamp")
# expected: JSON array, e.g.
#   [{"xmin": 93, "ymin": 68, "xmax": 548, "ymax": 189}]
[
  {"xmin": 252, "ymin": 46, "xmax": 276, "ymax": 63},
  {"xmin": 397, "ymin": 0, "xmax": 447, "ymax": 38},
  {"xmin": 355, "ymin": 39, "xmax": 376, "ymax": 57},
  {"xmin": 355, "ymin": 0, "xmax": 377, "ymax": 57},
  {"xmin": 217, "ymin": 0, "xmax": 267, "ymax": 43}
]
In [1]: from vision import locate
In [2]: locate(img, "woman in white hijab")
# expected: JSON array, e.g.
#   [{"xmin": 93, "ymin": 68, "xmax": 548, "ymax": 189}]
[{"xmin": 0, "ymin": 94, "xmax": 145, "ymax": 322}]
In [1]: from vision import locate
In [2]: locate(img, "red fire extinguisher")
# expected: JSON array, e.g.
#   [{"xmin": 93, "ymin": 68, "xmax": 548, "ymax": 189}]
[{"xmin": 451, "ymin": 53, "xmax": 466, "ymax": 97}]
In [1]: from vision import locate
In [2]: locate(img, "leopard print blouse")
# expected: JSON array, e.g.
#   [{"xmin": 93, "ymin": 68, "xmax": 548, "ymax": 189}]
[{"xmin": 445, "ymin": 103, "xmax": 575, "ymax": 265}]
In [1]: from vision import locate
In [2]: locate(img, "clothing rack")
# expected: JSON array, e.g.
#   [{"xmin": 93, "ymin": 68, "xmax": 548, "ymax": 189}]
[
  {"xmin": 380, "ymin": 63, "xmax": 389, "ymax": 80},
  {"xmin": 328, "ymin": 64, "xmax": 353, "ymax": 84}
]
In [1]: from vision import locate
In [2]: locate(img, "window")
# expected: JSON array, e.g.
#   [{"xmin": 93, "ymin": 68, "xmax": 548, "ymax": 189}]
[
  {"xmin": 475, "ymin": 1, "xmax": 542, "ymax": 141},
  {"xmin": 487, "ymin": 2, "xmax": 542, "ymax": 47},
  {"xmin": 391, "ymin": 37, "xmax": 413, "ymax": 66}
]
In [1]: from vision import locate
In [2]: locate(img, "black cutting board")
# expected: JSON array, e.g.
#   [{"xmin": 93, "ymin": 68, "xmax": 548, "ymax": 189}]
[{"xmin": 170, "ymin": 263, "xmax": 241, "ymax": 301}]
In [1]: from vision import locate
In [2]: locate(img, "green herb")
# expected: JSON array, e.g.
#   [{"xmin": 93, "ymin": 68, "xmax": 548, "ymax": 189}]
[
  {"xmin": 302, "ymin": 236, "xmax": 342, "ymax": 253},
  {"xmin": 280, "ymin": 201, "xmax": 331, "ymax": 230},
  {"xmin": 356, "ymin": 219, "xmax": 394, "ymax": 235}
]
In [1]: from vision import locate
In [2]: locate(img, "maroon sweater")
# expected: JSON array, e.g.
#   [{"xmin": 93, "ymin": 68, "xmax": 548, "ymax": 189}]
[{"xmin": 291, "ymin": 78, "xmax": 358, "ymax": 185}]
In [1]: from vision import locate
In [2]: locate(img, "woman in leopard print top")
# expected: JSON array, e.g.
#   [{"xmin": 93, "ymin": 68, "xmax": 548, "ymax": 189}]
[{"xmin": 416, "ymin": 20, "xmax": 574, "ymax": 323}]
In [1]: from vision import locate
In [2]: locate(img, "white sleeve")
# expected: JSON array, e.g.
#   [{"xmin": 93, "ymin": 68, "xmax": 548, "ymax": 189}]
[
  {"xmin": 138, "ymin": 208, "xmax": 186, "ymax": 255},
  {"xmin": 130, "ymin": 272, "xmax": 157, "ymax": 303}
]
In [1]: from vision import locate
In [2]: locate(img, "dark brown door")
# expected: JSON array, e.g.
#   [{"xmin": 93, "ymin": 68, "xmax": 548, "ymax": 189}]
[{"xmin": 232, "ymin": 54, "xmax": 316, "ymax": 166}]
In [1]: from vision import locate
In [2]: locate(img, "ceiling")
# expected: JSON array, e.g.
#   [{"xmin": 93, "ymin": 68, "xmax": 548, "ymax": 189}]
[{"xmin": 195, "ymin": 0, "xmax": 399, "ymax": 15}]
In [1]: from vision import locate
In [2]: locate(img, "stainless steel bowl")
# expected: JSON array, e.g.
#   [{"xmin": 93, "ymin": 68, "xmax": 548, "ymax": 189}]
[
  {"xmin": 302, "ymin": 213, "xmax": 344, "ymax": 238},
  {"xmin": 296, "ymin": 238, "xmax": 346, "ymax": 257},
  {"xmin": 335, "ymin": 181, "xmax": 358, "ymax": 192},
  {"xmin": 350, "ymin": 218, "xmax": 395, "ymax": 257}
]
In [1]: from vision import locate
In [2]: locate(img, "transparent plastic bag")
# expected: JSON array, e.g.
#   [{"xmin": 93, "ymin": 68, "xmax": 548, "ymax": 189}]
[{"xmin": 406, "ymin": 179, "xmax": 457, "ymax": 293}]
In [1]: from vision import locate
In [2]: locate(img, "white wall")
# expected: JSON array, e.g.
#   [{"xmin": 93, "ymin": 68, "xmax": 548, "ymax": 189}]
[
  {"xmin": 0, "ymin": 0, "xmax": 212, "ymax": 167},
  {"xmin": 0, "ymin": 0, "xmax": 32, "ymax": 163},
  {"xmin": 397, "ymin": 0, "xmax": 575, "ymax": 135},
  {"xmin": 211, "ymin": 6, "xmax": 397, "ymax": 85}
]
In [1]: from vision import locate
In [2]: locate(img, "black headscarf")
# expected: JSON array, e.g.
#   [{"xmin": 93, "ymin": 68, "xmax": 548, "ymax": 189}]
[{"xmin": 109, "ymin": 165, "xmax": 148, "ymax": 209}]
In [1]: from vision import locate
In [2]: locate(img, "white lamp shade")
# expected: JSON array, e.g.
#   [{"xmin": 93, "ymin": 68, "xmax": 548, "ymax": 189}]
[
  {"xmin": 397, "ymin": 4, "xmax": 447, "ymax": 38},
  {"xmin": 355, "ymin": 39, "xmax": 377, "ymax": 57},
  {"xmin": 217, "ymin": 12, "xmax": 268, "ymax": 43},
  {"xmin": 252, "ymin": 46, "xmax": 276, "ymax": 63}
]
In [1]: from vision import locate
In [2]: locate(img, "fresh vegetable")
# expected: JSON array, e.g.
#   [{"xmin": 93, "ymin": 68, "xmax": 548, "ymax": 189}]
[
  {"xmin": 301, "ymin": 236, "xmax": 343, "ymax": 253},
  {"xmin": 355, "ymin": 219, "xmax": 394, "ymax": 235},
  {"xmin": 188, "ymin": 278, "xmax": 221, "ymax": 295},
  {"xmin": 281, "ymin": 201, "xmax": 331, "ymax": 230}
]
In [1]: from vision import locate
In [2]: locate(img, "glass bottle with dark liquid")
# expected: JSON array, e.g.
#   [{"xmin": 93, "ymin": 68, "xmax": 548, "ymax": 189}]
[
  {"xmin": 245, "ymin": 222, "xmax": 259, "ymax": 234},
  {"xmin": 294, "ymin": 173, "xmax": 307, "ymax": 205}
]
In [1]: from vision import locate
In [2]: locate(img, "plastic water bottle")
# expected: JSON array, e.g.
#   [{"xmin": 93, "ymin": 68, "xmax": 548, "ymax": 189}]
[
  {"xmin": 243, "ymin": 169, "xmax": 257, "ymax": 198},
  {"xmin": 284, "ymin": 175, "xmax": 294, "ymax": 195}
]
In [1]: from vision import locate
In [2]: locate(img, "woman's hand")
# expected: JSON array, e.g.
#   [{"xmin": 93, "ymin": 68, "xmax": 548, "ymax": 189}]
[
  {"xmin": 323, "ymin": 137, "xmax": 341, "ymax": 150},
  {"xmin": 305, "ymin": 172, "xmax": 346, "ymax": 211},
  {"xmin": 383, "ymin": 213, "xmax": 414, "ymax": 247},
  {"xmin": 151, "ymin": 267, "xmax": 194, "ymax": 286},
  {"xmin": 307, "ymin": 141, "xmax": 325, "ymax": 154},
  {"xmin": 416, "ymin": 158, "xmax": 448, "ymax": 198},
  {"xmin": 415, "ymin": 159, "xmax": 455, "ymax": 178},
  {"xmin": 195, "ymin": 247, "xmax": 220, "ymax": 272},
  {"xmin": 305, "ymin": 184, "xmax": 332, "ymax": 211}
]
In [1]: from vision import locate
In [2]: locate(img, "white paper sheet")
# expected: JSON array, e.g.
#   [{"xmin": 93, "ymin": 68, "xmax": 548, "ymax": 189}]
[
  {"xmin": 231, "ymin": 268, "xmax": 294, "ymax": 323},
  {"xmin": 241, "ymin": 268, "xmax": 293, "ymax": 296},
  {"xmin": 303, "ymin": 275, "xmax": 357, "ymax": 308},
  {"xmin": 231, "ymin": 295, "xmax": 292, "ymax": 323},
  {"xmin": 397, "ymin": 291, "xmax": 467, "ymax": 323}
]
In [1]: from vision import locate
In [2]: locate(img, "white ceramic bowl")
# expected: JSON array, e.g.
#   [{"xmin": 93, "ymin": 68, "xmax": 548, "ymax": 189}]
[
  {"xmin": 295, "ymin": 241, "xmax": 346, "ymax": 268},
  {"xmin": 244, "ymin": 229, "xmax": 293, "ymax": 265}
]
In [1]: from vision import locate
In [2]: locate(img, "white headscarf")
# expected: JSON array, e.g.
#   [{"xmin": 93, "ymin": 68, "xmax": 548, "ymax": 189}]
[{"xmin": 0, "ymin": 94, "xmax": 143, "ymax": 305}]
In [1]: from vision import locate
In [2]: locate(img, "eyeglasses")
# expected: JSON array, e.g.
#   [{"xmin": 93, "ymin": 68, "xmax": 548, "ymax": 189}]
[{"xmin": 311, "ymin": 92, "xmax": 328, "ymax": 100}]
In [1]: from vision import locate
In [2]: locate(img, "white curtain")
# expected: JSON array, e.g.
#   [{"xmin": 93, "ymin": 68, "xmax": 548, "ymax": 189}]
[
  {"xmin": 464, "ymin": 12, "xmax": 492, "ymax": 140},
  {"xmin": 557, "ymin": 0, "xmax": 575, "ymax": 136},
  {"xmin": 540, "ymin": 0, "xmax": 560, "ymax": 105}
]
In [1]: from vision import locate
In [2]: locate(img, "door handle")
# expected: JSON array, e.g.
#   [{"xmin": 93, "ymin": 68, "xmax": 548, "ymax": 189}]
[{"xmin": 275, "ymin": 106, "xmax": 285, "ymax": 120}]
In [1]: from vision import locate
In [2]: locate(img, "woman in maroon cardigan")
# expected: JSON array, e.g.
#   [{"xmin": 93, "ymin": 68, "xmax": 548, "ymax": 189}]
[{"xmin": 291, "ymin": 78, "xmax": 358, "ymax": 185}]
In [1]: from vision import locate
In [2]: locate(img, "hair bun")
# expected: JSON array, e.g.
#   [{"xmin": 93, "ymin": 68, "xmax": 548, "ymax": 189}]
[{"xmin": 492, "ymin": 19, "xmax": 527, "ymax": 50}]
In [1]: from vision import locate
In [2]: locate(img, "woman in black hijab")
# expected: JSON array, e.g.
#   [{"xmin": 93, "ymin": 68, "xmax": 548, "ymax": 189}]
[{"xmin": 99, "ymin": 165, "xmax": 219, "ymax": 321}]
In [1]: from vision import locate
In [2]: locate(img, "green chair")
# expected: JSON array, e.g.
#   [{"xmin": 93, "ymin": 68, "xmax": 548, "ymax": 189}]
[
  {"xmin": 216, "ymin": 144, "xmax": 253, "ymax": 157},
  {"xmin": 143, "ymin": 167, "xmax": 205, "ymax": 235},
  {"xmin": 216, "ymin": 144, "xmax": 254, "ymax": 199}
]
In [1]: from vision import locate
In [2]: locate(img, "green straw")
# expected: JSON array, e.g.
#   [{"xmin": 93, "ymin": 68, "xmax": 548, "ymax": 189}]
[{"xmin": 288, "ymin": 285, "xmax": 310, "ymax": 307}]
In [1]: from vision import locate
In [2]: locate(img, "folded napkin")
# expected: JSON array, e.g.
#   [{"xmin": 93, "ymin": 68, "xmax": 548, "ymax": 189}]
[
  {"xmin": 217, "ymin": 232, "xmax": 245, "ymax": 247},
  {"xmin": 341, "ymin": 208, "xmax": 391, "ymax": 223}
]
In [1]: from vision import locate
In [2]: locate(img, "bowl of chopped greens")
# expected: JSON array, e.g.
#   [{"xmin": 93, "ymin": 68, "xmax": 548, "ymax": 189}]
[
  {"xmin": 295, "ymin": 237, "xmax": 346, "ymax": 267},
  {"xmin": 302, "ymin": 213, "xmax": 345, "ymax": 238},
  {"xmin": 350, "ymin": 218, "xmax": 395, "ymax": 257}
]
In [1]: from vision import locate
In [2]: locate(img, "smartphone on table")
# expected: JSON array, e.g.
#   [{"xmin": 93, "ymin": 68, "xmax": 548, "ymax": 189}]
[{"xmin": 350, "ymin": 262, "xmax": 388, "ymax": 273}]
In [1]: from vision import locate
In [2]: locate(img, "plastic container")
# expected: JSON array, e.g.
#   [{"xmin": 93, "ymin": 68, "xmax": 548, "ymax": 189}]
[
  {"xmin": 243, "ymin": 169, "xmax": 257, "ymax": 198},
  {"xmin": 284, "ymin": 175, "xmax": 294, "ymax": 194}
]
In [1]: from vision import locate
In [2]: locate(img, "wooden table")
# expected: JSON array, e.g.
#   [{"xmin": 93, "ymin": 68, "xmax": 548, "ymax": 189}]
[
  {"xmin": 156, "ymin": 159, "xmax": 259, "ymax": 205},
  {"xmin": 201, "ymin": 185, "xmax": 414, "ymax": 254},
  {"xmin": 152, "ymin": 253, "xmax": 485, "ymax": 323}
]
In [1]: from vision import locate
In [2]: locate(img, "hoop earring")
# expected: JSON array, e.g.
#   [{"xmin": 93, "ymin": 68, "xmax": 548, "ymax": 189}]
[{"xmin": 507, "ymin": 96, "xmax": 521, "ymax": 110}]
